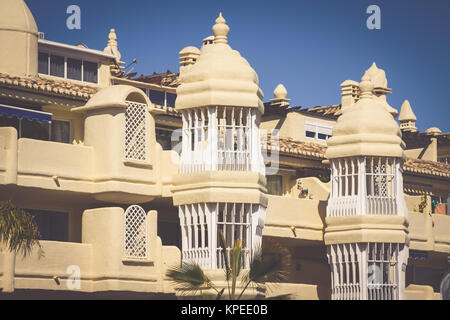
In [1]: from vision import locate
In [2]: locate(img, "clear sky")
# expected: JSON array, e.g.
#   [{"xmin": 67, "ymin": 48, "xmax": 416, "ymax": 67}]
[{"xmin": 27, "ymin": 0, "xmax": 449, "ymax": 132}]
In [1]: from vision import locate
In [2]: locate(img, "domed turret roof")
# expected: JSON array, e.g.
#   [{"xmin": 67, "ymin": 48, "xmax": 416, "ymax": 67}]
[
  {"xmin": 180, "ymin": 46, "xmax": 201, "ymax": 55},
  {"xmin": 0, "ymin": 0, "xmax": 38, "ymax": 35},
  {"xmin": 425, "ymin": 127, "xmax": 442, "ymax": 134},
  {"xmin": 326, "ymin": 75, "xmax": 404, "ymax": 159},
  {"xmin": 175, "ymin": 13, "xmax": 264, "ymax": 113}
]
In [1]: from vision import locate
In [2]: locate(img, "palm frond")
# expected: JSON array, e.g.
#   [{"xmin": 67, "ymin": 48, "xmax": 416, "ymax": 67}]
[
  {"xmin": 0, "ymin": 201, "xmax": 42, "ymax": 257},
  {"xmin": 166, "ymin": 262, "xmax": 211, "ymax": 294},
  {"xmin": 218, "ymin": 230, "xmax": 231, "ymax": 281},
  {"xmin": 230, "ymin": 239, "xmax": 242, "ymax": 298}
]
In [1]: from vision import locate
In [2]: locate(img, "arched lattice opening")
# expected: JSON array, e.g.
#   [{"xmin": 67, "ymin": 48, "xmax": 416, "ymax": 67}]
[
  {"xmin": 124, "ymin": 100, "xmax": 148, "ymax": 162},
  {"xmin": 124, "ymin": 205, "xmax": 148, "ymax": 260}
]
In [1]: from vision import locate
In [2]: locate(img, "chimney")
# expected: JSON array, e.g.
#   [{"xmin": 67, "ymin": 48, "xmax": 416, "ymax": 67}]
[
  {"xmin": 179, "ymin": 46, "xmax": 200, "ymax": 75},
  {"xmin": 340, "ymin": 80, "xmax": 360, "ymax": 108}
]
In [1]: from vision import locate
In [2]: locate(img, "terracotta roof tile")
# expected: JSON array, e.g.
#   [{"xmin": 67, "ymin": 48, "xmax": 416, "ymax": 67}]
[
  {"xmin": 263, "ymin": 134, "xmax": 327, "ymax": 159},
  {"xmin": 0, "ymin": 73, "xmax": 98, "ymax": 100},
  {"xmin": 132, "ymin": 71, "xmax": 180, "ymax": 88},
  {"xmin": 303, "ymin": 104, "xmax": 342, "ymax": 117},
  {"xmin": 263, "ymin": 134, "xmax": 450, "ymax": 178},
  {"xmin": 404, "ymin": 158, "xmax": 450, "ymax": 178}
]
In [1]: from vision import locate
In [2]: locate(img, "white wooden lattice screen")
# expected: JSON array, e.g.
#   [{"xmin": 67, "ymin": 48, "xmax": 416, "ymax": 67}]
[
  {"xmin": 124, "ymin": 205, "xmax": 148, "ymax": 260},
  {"xmin": 328, "ymin": 242, "xmax": 401, "ymax": 300},
  {"xmin": 125, "ymin": 101, "xmax": 148, "ymax": 161}
]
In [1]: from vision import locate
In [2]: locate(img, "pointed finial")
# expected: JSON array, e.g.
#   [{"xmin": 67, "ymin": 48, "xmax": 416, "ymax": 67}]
[
  {"xmin": 107, "ymin": 28, "xmax": 117, "ymax": 47},
  {"xmin": 270, "ymin": 83, "xmax": 290, "ymax": 107},
  {"xmin": 212, "ymin": 12, "xmax": 230, "ymax": 44},
  {"xmin": 274, "ymin": 84, "xmax": 288, "ymax": 99},
  {"xmin": 104, "ymin": 28, "xmax": 121, "ymax": 60}
]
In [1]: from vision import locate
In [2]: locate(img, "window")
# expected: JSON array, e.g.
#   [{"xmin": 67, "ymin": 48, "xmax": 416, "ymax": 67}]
[
  {"xmin": 0, "ymin": 107, "xmax": 72, "ymax": 144},
  {"xmin": 166, "ymin": 93, "xmax": 177, "ymax": 108},
  {"xmin": 124, "ymin": 205, "xmax": 148, "ymax": 260},
  {"xmin": 124, "ymin": 101, "xmax": 148, "ymax": 162},
  {"xmin": 83, "ymin": 61, "xmax": 98, "ymax": 83},
  {"xmin": 28, "ymin": 209, "xmax": 69, "ymax": 242},
  {"xmin": 267, "ymin": 175, "xmax": 283, "ymax": 196},
  {"xmin": 51, "ymin": 119, "xmax": 71, "ymax": 143},
  {"xmin": 67, "ymin": 58, "xmax": 82, "ymax": 81},
  {"xmin": 305, "ymin": 120, "xmax": 333, "ymax": 141},
  {"xmin": 149, "ymin": 90, "xmax": 165, "ymax": 106},
  {"xmin": 156, "ymin": 128, "xmax": 173, "ymax": 150},
  {"xmin": 38, "ymin": 52, "xmax": 49, "ymax": 74},
  {"xmin": 50, "ymin": 54, "xmax": 65, "ymax": 77},
  {"xmin": 38, "ymin": 51, "xmax": 99, "ymax": 84}
]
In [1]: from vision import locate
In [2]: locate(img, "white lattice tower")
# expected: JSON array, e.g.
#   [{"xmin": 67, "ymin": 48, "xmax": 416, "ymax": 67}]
[
  {"xmin": 174, "ymin": 13, "xmax": 267, "ymax": 270},
  {"xmin": 325, "ymin": 75, "xmax": 409, "ymax": 300}
]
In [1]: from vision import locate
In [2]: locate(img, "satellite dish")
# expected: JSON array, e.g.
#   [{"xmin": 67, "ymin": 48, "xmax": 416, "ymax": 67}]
[{"xmin": 441, "ymin": 272, "xmax": 450, "ymax": 300}]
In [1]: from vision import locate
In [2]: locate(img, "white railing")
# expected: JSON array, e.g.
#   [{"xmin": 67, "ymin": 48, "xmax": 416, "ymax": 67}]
[
  {"xmin": 179, "ymin": 202, "xmax": 264, "ymax": 269},
  {"xmin": 328, "ymin": 157, "xmax": 402, "ymax": 217},
  {"xmin": 180, "ymin": 106, "xmax": 264, "ymax": 175},
  {"xmin": 328, "ymin": 242, "xmax": 403, "ymax": 300}
]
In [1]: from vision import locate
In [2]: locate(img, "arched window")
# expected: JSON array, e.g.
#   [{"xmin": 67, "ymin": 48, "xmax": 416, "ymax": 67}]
[
  {"xmin": 124, "ymin": 101, "xmax": 148, "ymax": 162},
  {"xmin": 124, "ymin": 205, "xmax": 148, "ymax": 260}
]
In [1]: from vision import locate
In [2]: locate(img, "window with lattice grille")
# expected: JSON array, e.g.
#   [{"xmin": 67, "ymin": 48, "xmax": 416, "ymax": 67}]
[
  {"xmin": 124, "ymin": 205, "xmax": 148, "ymax": 260},
  {"xmin": 124, "ymin": 101, "xmax": 148, "ymax": 162}
]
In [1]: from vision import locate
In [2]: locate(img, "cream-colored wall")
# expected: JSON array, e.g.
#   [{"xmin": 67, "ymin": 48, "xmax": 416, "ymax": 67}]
[
  {"xmin": 264, "ymin": 195, "xmax": 326, "ymax": 241},
  {"xmin": 405, "ymin": 284, "xmax": 441, "ymax": 300}
]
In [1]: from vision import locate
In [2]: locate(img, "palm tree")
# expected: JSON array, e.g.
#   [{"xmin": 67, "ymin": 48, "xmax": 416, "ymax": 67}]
[
  {"xmin": 166, "ymin": 231, "xmax": 291, "ymax": 300},
  {"xmin": 0, "ymin": 200, "xmax": 42, "ymax": 293}
]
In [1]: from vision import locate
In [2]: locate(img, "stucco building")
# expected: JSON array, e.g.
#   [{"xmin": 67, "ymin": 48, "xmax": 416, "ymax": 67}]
[{"xmin": 0, "ymin": 0, "xmax": 449, "ymax": 299}]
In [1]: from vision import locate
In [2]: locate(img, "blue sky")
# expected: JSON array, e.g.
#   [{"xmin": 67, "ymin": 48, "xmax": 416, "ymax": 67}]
[{"xmin": 27, "ymin": 0, "xmax": 449, "ymax": 132}]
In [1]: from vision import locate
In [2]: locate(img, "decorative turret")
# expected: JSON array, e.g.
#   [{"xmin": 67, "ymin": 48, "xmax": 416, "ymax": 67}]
[
  {"xmin": 270, "ymin": 84, "xmax": 291, "ymax": 107},
  {"xmin": 398, "ymin": 100, "xmax": 417, "ymax": 132},
  {"xmin": 0, "ymin": 0, "xmax": 38, "ymax": 77},
  {"xmin": 176, "ymin": 13, "xmax": 264, "ymax": 113},
  {"xmin": 173, "ymin": 14, "xmax": 267, "ymax": 277},
  {"xmin": 325, "ymin": 73, "xmax": 409, "ymax": 300}
]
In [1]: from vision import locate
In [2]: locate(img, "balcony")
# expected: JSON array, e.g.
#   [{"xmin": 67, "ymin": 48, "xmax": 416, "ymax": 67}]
[
  {"xmin": 264, "ymin": 195, "xmax": 326, "ymax": 242},
  {"xmin": 0, "ymin": 127, "xmax": 179, "ymax": 205},
  {"xmin": 0, "ymin": 208, "xmax": 181, "ymax": 295}
]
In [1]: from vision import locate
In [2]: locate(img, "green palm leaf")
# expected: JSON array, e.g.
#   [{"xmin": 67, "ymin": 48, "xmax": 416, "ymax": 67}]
[
  {"xmin": 0, "ymin": 201, "xmax": 42, "ymax": 257},
  {"xmin": 166, "ymin": 262, "xmax": 211, "ymax": 294}
]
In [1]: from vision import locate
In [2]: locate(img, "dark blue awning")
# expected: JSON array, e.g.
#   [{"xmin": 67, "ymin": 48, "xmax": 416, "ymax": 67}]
[{"xmin": 0, "ymin": 104, "xmax": 52, "ymax": 123}]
